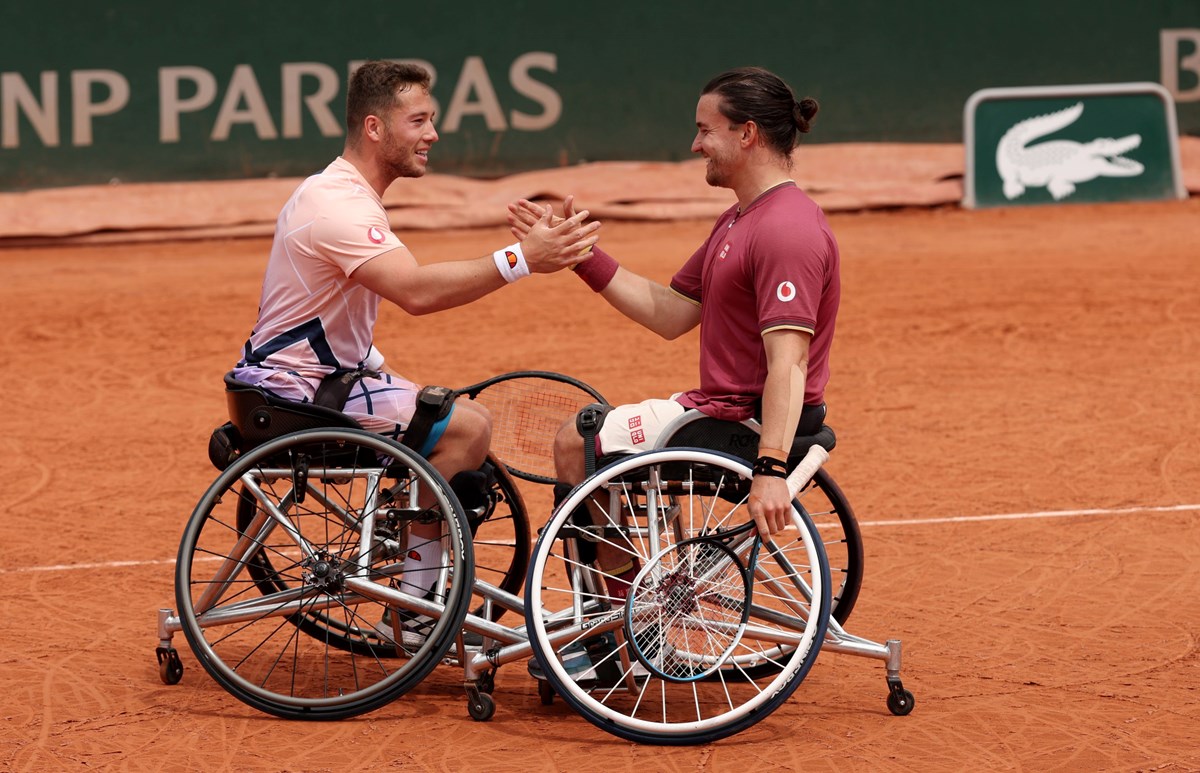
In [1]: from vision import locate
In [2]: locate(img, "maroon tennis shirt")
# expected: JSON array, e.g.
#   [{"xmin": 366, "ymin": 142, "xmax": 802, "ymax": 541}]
[{"xmin": 669, "ymin": 182, "xmax": 840, "ymax": 421}]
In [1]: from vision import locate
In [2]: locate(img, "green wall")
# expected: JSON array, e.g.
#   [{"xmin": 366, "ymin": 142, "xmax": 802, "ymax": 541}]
[{"xmin": 1, "ymin": 1, "xmax": 1198, "ymax": 190}]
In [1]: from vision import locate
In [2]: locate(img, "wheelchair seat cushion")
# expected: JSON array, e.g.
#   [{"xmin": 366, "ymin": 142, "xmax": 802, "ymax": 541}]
[{"xmin": 596, "ymin": 418, "xmax": 836, "ymax": 474}]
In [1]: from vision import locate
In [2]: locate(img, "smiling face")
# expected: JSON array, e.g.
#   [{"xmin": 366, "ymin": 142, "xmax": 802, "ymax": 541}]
[
  {"xmin": 691, "ymin": 93, "xmax": 744, "ymax": 188},
  {"xmin": 377, "ymin": 87, "xmax": 439, "ymax": 179}
]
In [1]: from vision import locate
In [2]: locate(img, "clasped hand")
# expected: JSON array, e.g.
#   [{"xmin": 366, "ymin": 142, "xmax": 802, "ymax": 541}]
[
  {"xmin": 511, "ymin": 195, "xmax": 600, "ymax": 273},
  {"xmin": 508, "ymin": 195, "xmax": 600, "ymax": 269}
]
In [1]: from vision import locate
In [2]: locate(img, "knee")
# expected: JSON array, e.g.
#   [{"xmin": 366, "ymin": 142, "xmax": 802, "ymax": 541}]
[
  {"xmin": 458, "ymin": 401, "xmax": 492, "ymax": 456},
  {"xmin": 553, "ymin": 416, "xmax": 582, "ymax": 461},
  {"xmin": 438, "ymin": 400, "xmax": 491, "ymax": 463}
]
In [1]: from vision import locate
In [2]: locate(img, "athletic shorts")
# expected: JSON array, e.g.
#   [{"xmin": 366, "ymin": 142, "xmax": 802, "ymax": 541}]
[
  {"xmin": 595, "ymin": 397, "xmax": 686, "ymax": 455},
  {"xmin": 231, "ymin": 366, "xmax": 452, "ymax": 455}
]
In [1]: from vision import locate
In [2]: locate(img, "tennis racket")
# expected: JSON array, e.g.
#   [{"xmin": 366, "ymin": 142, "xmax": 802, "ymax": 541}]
[
  {"xmin": 456, "ymin": 371, "xmax": 606, "ymax": 485},
  {"xmin": 624, "ymin": 444, "xmax": 830, "ymax": 681}
]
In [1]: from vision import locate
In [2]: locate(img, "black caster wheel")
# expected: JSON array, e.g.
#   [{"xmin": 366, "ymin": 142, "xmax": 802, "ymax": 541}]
[
  {"xmin": 467, "ymin": 691, "xmax": 496, "ymax": 722},
  {"xmin": 156, "ymin": 646, "xmax": 183, "ymax": 685},
  {"xmin": 887, "ymin": 688, "xmax": 915, "ymax": 716},
  {"xmin": 537, "ymin": 678, "xmax": 554, "ymax": 705}
]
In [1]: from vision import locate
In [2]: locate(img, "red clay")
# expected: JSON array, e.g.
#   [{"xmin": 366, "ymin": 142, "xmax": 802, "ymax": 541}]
[{"xmin": 2, "ymin": 198, "xmax": 1199, "ymax": 770}]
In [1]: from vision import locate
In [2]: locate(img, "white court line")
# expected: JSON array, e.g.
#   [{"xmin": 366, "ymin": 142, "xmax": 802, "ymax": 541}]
[
  {"xmin": 856, "ymin": 502, "xmax": 1200, "ymax": 528},
  {"xmin": 4, "ymin": 502, "xmax": 1200, "ymax": 576}
]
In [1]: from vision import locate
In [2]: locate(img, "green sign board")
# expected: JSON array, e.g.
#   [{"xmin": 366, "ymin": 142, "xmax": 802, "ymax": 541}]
[
  {"xmin": 963, "ymin": 83, "xmax": 1186, "ymax": 208},
  {"xmin": 2, "ymin": 3, "xmax": 1198, "ymax": 191}
]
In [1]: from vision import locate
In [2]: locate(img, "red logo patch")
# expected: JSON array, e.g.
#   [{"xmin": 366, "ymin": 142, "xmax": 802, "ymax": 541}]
[
  {"xmin": 367, "ymin": 226, "xmax": 386, "ymax": 244},
  {"xmin": 628, "ymin": 416, "xmax": 642, "ymax": 429},
  {"xmin": 631, "ymin": 429, "xmax": 646, "ymax": 445},
  {"xmin": 505, "ymin": 250, "xmax": 519, "ymax": 269}
]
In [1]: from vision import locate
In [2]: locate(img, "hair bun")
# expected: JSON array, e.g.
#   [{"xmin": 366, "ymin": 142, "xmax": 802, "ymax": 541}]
[{"xmin": 793, "ymin": 97, "xmax": 819, "ymax": 134}]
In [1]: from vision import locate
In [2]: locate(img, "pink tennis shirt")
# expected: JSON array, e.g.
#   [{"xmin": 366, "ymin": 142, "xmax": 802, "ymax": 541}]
[
  {"xmin": 669, "ymin": 183, "xmax": 840, "ymax": 421},
  {"xmin": 237, "ymin": 157, "xmax": 402, "ymax": 381}
]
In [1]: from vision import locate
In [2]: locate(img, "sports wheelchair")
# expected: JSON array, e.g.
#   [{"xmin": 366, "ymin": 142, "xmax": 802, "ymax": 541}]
[{"xmin": 155, "ymin": 372, "xmax": 911, "ymax": 744}]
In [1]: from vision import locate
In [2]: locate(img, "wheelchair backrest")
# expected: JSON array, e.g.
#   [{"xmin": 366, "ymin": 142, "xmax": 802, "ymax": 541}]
[{"xmin": 224, "ymin": 372, "xmax": 362, "ymax": 451}]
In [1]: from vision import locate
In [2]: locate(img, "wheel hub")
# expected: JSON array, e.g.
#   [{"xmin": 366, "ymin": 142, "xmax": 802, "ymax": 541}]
[{"xmin": 302, "ymin": 551, "xmax": 345, "ymax": 592}]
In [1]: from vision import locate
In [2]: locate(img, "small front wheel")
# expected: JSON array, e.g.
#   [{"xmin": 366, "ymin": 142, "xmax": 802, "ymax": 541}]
[
  {"xmin": 467, "ymin": 691, "xmax": 496, "ymax": 721},
  {"xmin": 537, "ymin": 678, "xmax": 555, "ymax": 705},
  {"xmin": 887, "ymin": 687, "xmax": 915, "ymax": 716},
  {"xmin": 156, "ymin": 647, "xmax": 183, "ymax": 685}
]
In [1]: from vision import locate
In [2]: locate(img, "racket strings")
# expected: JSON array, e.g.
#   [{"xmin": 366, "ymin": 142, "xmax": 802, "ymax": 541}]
[
  {"xmin": 470, "ymin": 377, "xmax": 601, "ymax": 482},
  {"xmin": 630, "ymin": 540, "xmax": 750, "ymax": 680}
]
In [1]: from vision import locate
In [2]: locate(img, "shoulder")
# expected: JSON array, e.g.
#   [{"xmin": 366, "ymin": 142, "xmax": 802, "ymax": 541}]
[
  {"xmin": 297, "ymin": 164, "xmax": 388, "ymax": 229},
  {"xmin": 301, "ymin": 163, "xmax": 377, "ymax": 208},
  {"xmin": 760, "ymin": 186, "xmax": 822, "ymax": 225},
  {"xmin": 753, "ymin": 188, "xmax": 834, "ymax": 249}
]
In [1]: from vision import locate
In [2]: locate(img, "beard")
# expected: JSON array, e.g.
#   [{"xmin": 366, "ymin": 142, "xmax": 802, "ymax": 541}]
[
  {"xmin": 380, "ymin": 128, "xmax": 425, "ymax": 179},
  {"xmin": 703, "ymin": 154, "xmax": 730, "ymax": 188}
]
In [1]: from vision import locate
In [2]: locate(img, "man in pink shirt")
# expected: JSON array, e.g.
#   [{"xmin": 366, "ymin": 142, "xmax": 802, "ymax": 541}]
[{"xmin": 234, "ymin": 60, "xmax": 599, "ymax": 646}]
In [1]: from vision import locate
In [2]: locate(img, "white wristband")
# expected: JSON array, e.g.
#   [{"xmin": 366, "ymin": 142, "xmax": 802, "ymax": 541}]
[{"xmin": 492, "ymin": 243, "xmax": 530, "ymax": 283}]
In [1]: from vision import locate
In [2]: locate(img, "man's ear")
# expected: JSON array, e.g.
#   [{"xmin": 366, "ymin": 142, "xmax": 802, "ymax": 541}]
[
  {"xmin": 740, "ymin": 120, "xmax": 760, "ymax": 149},
  {"xmin": 362, "ymin": 114, "xmax": 382, "ymax": 142}
]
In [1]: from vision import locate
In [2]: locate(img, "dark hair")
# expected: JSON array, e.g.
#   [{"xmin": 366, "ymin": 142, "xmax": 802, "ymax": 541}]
[
  {"xmin": 346, "ymin": 60, "xmax": 432, "ymax": 143},
  {"xmin": 701, "ymin": 67, "xmax": 818, "ymax": 160}
]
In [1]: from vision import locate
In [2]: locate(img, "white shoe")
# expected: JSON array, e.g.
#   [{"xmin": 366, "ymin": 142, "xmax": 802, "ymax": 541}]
[{"xmin": 375, "ymin": 612, "xmax": 435, "ymax": 649}]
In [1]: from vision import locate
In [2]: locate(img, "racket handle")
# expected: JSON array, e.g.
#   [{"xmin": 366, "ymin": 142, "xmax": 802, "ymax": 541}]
[{"xmin": 786, "ymin": 444, "xmax": 829, "ymax": 498}]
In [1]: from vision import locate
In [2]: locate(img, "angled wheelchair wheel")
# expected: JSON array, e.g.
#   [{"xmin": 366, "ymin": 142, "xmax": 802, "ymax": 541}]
[
  {"xmin": 524, "ymin": 449, "xmax": 831, "ymax": 745},
  {"xmin": 176, "ymin": 428, "xmax": 474, "ymax": 720},
  {"xmin": 467, "ymin": 457, "xmax": 530, "ymax": 622},
  {"xmin": 706, "ymin": 467, "xmax": 864, "ymax": 683},
  {"xmin": 799, "ymin": 468, "xmax": 863, "ymax": 625}
]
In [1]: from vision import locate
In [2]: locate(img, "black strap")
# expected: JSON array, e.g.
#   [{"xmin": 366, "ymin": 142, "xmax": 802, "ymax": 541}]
[
  {"xmin": 401, "ymin": 385, "xmax": 456, "ymax": 453},
  {"xmin": 576, "ymin": 403, "xmax": 608, "ymax": 477},
  {"xmin": 313, "ymin": 368, "xmax": 380, "ymax": 411}
]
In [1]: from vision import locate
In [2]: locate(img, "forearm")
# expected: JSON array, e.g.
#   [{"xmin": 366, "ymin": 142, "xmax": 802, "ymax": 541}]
[
  {"xmin": 392, "ymin": 256, "xmax": 508, "ymax": 315},
  {"xmin": 352, "ymin": 249, "xmax": 508, "ymax": 316},
  {"xmin": 569, "ymin": 247, "xmax": 699, "ymax": 339},
  {"xmin": 757, "ymin": 331, "xmax": 811, "ymax": 458},
  {"xmin": 598, "ymin": 267, "xmax": 698, "ymax": 340},
  {"xmin": 758, "ymin": 368, "xmax": 805, "ymax": 457}
]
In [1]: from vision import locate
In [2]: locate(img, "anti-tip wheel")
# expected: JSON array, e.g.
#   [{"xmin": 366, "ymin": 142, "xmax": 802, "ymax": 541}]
[
  {"xmin": 537, "ymin": 679, "xmax": 554, "ymax": 706},
  {"xmin": 467, "ymin": 691, "xmax": 496, "ymax": 722},
  {"xmin": 156, "ymin": 647, "xmax": 183, "ymax": 685},
  {"xmin": 886, "ymin": 687, "xmax": 915, "ymax": 716}
]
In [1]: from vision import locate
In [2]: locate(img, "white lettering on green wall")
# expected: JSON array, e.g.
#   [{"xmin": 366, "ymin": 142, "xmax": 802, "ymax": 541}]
[
  {"xmin": 0, "ymin": 55, "xmax": 563, "ymax": 149},
  {"xmin": 2, "ymin": 71, "xmax": 58, "ymax": 148},
  {"xmin": 1161, "ymin": 29, "xmax": 1200, "ymax": 102},
  {"xmin": 72, "ymin": 70, "xmax": 130, "ymax": 146}
]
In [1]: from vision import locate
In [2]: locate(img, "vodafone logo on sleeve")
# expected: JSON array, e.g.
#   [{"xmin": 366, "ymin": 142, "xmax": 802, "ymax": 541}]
[
  {"xmin": 776, "ymin": 281, "xmax": 797, "ymax": 302},
  {"xmin": 367, "ymin": 226, "xmax": 387, "ymax": 244}
]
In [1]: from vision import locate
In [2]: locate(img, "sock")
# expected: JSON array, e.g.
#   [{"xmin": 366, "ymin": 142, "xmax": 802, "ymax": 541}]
[
  {"xmin": 603, "ymin": 559, "xmax": 639, "ymax": 602},
  {"xmin": 401, "ymin": 546, "xmax": 442, "ymax": 601}
]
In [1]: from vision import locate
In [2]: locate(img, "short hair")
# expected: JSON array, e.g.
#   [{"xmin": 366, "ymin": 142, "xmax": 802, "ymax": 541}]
[
  {"xmin": 346, "ymin": 60, "xmax": 432, "ymax": 143},
  {"xmin": 701, "ymin": 67, "xmax": 819, "ymax": 160}
]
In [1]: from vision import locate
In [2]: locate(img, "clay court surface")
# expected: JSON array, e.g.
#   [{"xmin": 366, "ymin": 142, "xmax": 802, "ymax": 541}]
[{"xmin": 2, "ymin": 195, "xmax": 1200, "ymax": 770}]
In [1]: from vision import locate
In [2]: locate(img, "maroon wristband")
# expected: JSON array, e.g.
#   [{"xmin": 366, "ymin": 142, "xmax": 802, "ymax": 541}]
[{"xmin": 572, "ymin": 246, "xmax": 619, "ymax": 292}]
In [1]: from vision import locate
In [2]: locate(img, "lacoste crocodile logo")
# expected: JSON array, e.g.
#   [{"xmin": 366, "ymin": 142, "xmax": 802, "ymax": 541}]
[{"xmin": 995, "ymin": 103, "xmax": 1144, "ymax": 201}]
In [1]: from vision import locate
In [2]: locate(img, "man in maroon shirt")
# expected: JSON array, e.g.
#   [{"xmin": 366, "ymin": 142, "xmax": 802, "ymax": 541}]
[{"xmin": 511, "ymin": 67, "xmax": 840, "ymax": 545}]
